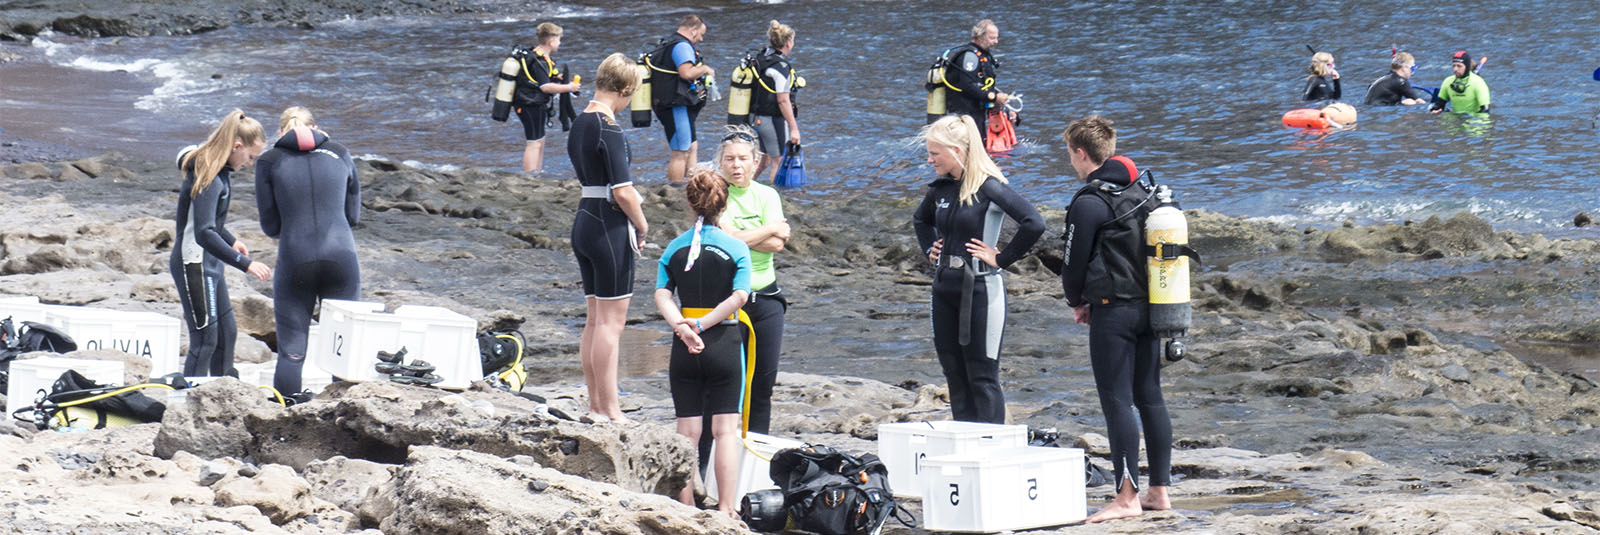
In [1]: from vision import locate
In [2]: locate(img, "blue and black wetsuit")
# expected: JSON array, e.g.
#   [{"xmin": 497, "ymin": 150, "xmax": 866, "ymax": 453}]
[
  {"xmin": 568, "ymin": 110, "xmax": 636, "ymax": 299},
  {"xmin": 1302, "ymin": 75, "xmax": 1341, "ymax": 102},
  {"xmin": 657, "ymin": 223, "xmax": 752, "ymax": 418},
  {"xmin": 255, "ymin": 126, "xmax": 361, "ymax": 394},
  {"xmin": 171, "ymin": 147, "xmax": 256, "ymax": 378},
  {"xmin": 1060, "ymin": 156, "xmax": 1173, "ymax": 494},
  {"xmin": 913, "ymin": 176, "xmax": 1044, "ymax": 423}
]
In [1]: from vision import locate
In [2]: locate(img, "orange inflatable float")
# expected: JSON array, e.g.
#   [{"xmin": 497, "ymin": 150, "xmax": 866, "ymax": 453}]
[{"xmin": 1282, "ymin": 103, "xmax": 1358, "ymax": 129}]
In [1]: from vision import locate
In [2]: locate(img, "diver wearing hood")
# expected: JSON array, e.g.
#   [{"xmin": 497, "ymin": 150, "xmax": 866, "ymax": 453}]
[
  {"xmin": 1430, "ymin": 50, "xmax": 1491, "ymax": 114},
  {"xmin": 255, "ymin": 107, "xmax": 361, "ymax": 395}
]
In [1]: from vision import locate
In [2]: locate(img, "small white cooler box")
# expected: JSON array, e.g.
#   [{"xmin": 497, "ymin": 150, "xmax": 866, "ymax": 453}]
[
  {"xmin": 6, "ymin": 357, "xmax": 125, "ymax": 420},
  {"xmin": 0, "ymin": 295, "xmax": 50, "ymax": 326},
  {"xmin": 877, "ymin": 421, "xmax": 1028, "ymax": 497},
  {"xmin": 43, "ymin": 305, "xmax": 181, "ymax": 377},
  {"xmin": 311, "ymin": 300, "xmax": 480, "ymax": 389},
  {"xmin": 705, "ymin": 432, "xmax": 807, "ymax": 505},
  {"xmin": 921, "ymin": 446, "xmax": 1085, "ymax": 533}
]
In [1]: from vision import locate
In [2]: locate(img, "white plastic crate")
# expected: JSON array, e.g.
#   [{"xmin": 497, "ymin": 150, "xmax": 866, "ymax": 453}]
[
  {"xmin": 311, "ymin": 300, "xmax": 480, "ymax": 389},
  {"xmin": 877, "ymin": 421, "xmax": 1028, "ymax": 497},
  {"xmin": 6, "ymin": 357, "xmax": 125, "ymax": 420},
  {"xmin": 42, "ymin": 305, "xmax": 181, "ymax": 377},
  {"xmin": 705, "ymin": 432, "xmax": 808, "ymax": 505},
  {"xmin": 0, "ymin": 295, "xmax": 50, "ymax": 326},
  {"xmin": 921, "ymin": 446, "xmax": 1085, "ymax": 533}
]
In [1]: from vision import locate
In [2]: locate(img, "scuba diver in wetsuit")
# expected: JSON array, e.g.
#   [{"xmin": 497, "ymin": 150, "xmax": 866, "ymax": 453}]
[
  {"xmin": 935, "ymin": 19, "xmax": 1013, "ymax": 144},
  {"xmin": 1364, "ymin": 51, "xmax": 1428, "ymax": 106},
  {"xmin": 1302, "ymin": 51, "xmax": 1341, "ymax": 102},
  {"xmin": 171, "ymin": 109, "xmax": 272, "ymax": 380},
  {"xmin": 254, "ymin": 106, "xmax": 361, "ymax": 397},
  {"xmin": 569, "ymin": 53, "xmax": 649, "ymax": 422},
  {"xmin": 912, "ymin": 114, "xmax": 1044, "ymax": 424},
  {"xmin": 1431, "ymin": 50, "xmax": 1491, "ymax": 114},
  {"xmin": 1059, "ymin": 115, "xmax": 1172, "ymax": 523}
]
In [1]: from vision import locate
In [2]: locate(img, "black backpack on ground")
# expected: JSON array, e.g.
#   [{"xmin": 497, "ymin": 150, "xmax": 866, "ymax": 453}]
[
  {"xmin": 12, "ymin": 369, "xmax": 167, "ymax": 430},
  {"xmin": 1, "ymin": 317, "xmax": 78, "ymax": 392},
  {"xmin": 478, "ymin": 330, "xmax": 527, "ymax": 391},
  {"xmin": 768, "ymin": 444, "xmax": 914, "ymax": 535}
]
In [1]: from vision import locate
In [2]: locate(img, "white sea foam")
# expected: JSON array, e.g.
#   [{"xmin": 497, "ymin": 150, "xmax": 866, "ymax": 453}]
[
  {"xmin": 67, "ymin": 56, "xmax": 162, "ymax": 73},
  {"xmin": 30, "ymin": 32, "xmax": 69, "ymax": 57},
  {"xmin": 402, "ymin": 160, "xmax": 461, "ymax": 172},
  {"xmin": 133, "ymin": 60, "xmax": 223, "ymax": 112}
]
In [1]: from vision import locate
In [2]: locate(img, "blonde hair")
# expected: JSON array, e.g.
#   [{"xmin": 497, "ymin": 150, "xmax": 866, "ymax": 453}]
[
  {"xmin": 922, "ymin": 115, "xmax": 1005, "ymax": 205},
  {"xmin": 181, "ymin": 109, "xmax": 263, "ymax": 198},
  {"xmin": 278, "ymin": 106, "xmax": 315, "ymax": 135},
  {"xmin": 767, "ymin": 20, "xmax": 794, "ymax": 50},
  {"xmin": 1391, "ymin": 52, "xmax": 1415, "ymax": 72},
  {"xmin": 1063, "ymin": 115, "xmax": 1116, "ymax": 165},
  {"xmin": 594, "ymin": 53, "xmax": 639, "ymax": 96},
  {"xmin": 970, "ymin": 19, "xmax": 996, "ymax": 40},
  {"xmin": 714, "ymin": 124, "xmax": 763, "ymax": 166},
  {"xmin": 536, "ymin": 22, "xmax": 562, "ymax": 45},
  {"xmin": 1308, "ymin": 52, "xmax": 1335, "ymax": 77}
]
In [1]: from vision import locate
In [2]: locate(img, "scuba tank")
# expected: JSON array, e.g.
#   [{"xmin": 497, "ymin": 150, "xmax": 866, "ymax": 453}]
[
  {"xmin": 925, "ymin": 57, "xmax": 948, "ymax": 124},
  {"xmin": 727, "ymin": 54, "xmax": 755, "ymax": 125},
  {"xmin": 490, "ymin": 46, "xmax": 531, "ymax": 122},
  {"xmin": 1145, "ymin": 184, "xmax": 1197, "ymax": 361},
  {"xmin": 630, "ymin": 58, "xmax": 653, "ymax": 128}
]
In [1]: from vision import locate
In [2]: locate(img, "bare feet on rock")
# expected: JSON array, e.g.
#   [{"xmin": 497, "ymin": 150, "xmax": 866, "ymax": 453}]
[
  {"xmin": 1140, "ymin": 485, "xmax": 1172, "ymax": 511},
  {"xmin": 1087, "ymin": 481, "xmax": 1144, "ymax": 523},
  {"xmin": 1086, "ymin": 501, "xmax": 1142, "ymax": 523}
]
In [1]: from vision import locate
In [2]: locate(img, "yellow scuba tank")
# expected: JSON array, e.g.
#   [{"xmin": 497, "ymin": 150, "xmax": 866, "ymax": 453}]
[
  {"xmin": 1145, "ymin": 184, "xmax": 1196, "ymax": 361},
  {"xmin": 925, "ymin": 63, "xmax": 948, "ymax": 124},
  {"xmin": 490, "ymin": 53, "xmax": 522, "ymax": 122},
  {"xmin": 727, "ymin": 58, "xmax": 754, "ymax": 126},
  {"xmin": 630, "ymin": 60, "xmax": 653, "ymax": 127}
]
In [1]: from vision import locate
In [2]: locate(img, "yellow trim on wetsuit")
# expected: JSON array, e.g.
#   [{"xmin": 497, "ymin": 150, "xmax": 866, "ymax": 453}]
[{"xmin": 682, "ymin": 306, "xmax": 758, "ymax": 438}]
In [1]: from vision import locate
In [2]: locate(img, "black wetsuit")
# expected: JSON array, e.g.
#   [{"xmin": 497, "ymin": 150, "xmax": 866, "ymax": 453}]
[
  {"xmin": 171, "ymin": 148, "xmax": 256, "ymax": 378},
  {"xmin": 1364, "ymin": 72, "xmax": 1426, "ymax": 105},
  {"xmin": 941, "ymin": 43, "xmax": 1001, "ymax": 143},
  {"xmin": 255, "ymin": 127, "xmax": 361, "ymax": 394},
  {"xmin": 1060, "ymin": 157, "xmax": 1172, "ymax": 493},
  {"xmin": 1302, "ymin": 75, "xmax": 1341, "ymax": 101},
  {"xmin": 515, "ymin": 49, "xmax": 557, "ymax": 142},
  {"xmin": 567, "ymin": 110, "xmax": 636, "ymax": 299},
  {"xmin": 913, "ymin": 176, "xmax": 1044, "ymax": 423},
  {"xmin": 657, "ymin": 224, "xmax": 752, "ymax": 418}
]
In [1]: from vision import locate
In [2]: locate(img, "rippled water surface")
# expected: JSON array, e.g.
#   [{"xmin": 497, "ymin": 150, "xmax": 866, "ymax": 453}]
[{"xmin": 6, "ymin": 0, "xmax": 1599, "ymax": 232}]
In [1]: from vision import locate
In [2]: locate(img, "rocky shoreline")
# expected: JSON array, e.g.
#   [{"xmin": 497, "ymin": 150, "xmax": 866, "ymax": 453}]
[{"xmin": 3, "ymin": 153, "xmax": 1600, "ymax": 534}]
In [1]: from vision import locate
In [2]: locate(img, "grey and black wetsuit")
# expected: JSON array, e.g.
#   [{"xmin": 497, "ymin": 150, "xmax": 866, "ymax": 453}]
[
  {"xmin": 255, "ymin": 127, "xmax": 361, "ymax": 394},
  {"xmin": 171, "ymin": 147, "xmax": 256, "ymax": 378},
  {"xmin": 913, "ymin": 175, "xmax": 1044, "ymax": 423},
  {"xmin": 1060, "ymin": 156, "xmax": 1173, "ymax": 494},
  {"xmin": 567, "ymin": 110, "xmax": 636, "ymax": 299},
  {"xmin": 1302, "ymin": 75, "xmax": 1341, "ymax": 102}
]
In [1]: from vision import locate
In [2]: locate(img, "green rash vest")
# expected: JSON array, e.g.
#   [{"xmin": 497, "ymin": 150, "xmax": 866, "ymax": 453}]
[
  {"xmin": 723, "ymin": 180, "xmax": 784, "ymax": 291},
  {"xmin": 1437, "ymin": 72, "xmax": 1491, "ymax": 113}
]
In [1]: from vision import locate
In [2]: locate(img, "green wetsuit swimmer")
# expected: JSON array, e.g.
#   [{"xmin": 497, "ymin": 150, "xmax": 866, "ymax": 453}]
[{"xmin": 1431, "ymin": 50, "xmax": 1491, "ymax": 114}]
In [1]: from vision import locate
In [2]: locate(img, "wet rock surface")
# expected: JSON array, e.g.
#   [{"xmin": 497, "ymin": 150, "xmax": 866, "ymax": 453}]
[{"xmin": 2, "ymin": 152, "xmax": 1599, "ymax": 533}]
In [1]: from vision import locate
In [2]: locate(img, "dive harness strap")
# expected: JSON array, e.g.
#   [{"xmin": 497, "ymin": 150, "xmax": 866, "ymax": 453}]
[
  {"xmin": 1144, "ymin": 243, "xmax": 1202, "ymax": 264},
  {"xmin": 938, "ymin": 255, "xmax": 996, "ymax": 347},
  {"xmin": 682, "ymin": 306, "xmax": 758, "ymax": 437}
]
